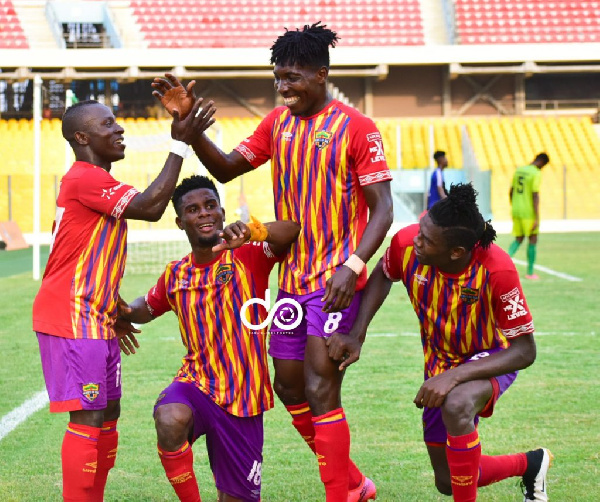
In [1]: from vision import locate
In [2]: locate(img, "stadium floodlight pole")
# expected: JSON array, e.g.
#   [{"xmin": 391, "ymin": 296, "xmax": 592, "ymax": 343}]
[{"xmin": 33, "ymin": 74, "xmax": 42, "ymax": 281}]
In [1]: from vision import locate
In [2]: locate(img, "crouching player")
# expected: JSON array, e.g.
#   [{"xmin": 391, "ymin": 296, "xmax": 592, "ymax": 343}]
[{"xmin": 119, "ymin": 175, "xmax": 300, "ymax": 501}]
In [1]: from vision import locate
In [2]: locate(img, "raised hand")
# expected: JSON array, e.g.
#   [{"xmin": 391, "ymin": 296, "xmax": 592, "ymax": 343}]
[
  {"xmin": 152, "ymin": 73, "xmax": 197, "ymax": 119},
  {"xmin": 212, "ymin": 220, "xmax": 250, "ymax": 252},
  {"xmin": 171, "ymin": 97, "xmax": 217, "ymax": 145}
]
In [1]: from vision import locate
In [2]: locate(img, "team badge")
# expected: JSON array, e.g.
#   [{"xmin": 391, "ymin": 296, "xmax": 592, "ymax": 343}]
[
  {"xmin": 82, "ymin": 383, "xmax": 99, "ymax": 403},
  {"xmin": 216, "ymin": 263, "xmax": 234, "ymax": 285},
  {"xmin": 460, "ymin": 286, "xmax": 479, "ymax": 305},
  {"xmin": 314, "ymin": 130, "xmax": 332, "ymax": 150},
  {"xmin": 155, "ymin": 393, "xmax": 166, "ymax": 406}
]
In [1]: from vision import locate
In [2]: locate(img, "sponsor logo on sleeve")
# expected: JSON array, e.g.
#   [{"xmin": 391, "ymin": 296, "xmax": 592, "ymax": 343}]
[
  {"xmin": 500, "ymin": 287, "xmax": 528, "ymax": 320},
  {"xmin": 367, "ymin": 132, "xmax": 386, "ymax": 163}
]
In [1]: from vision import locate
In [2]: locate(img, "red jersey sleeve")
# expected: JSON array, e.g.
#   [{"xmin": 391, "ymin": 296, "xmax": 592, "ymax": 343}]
[
  {"xmin": 234, "ymin": 241, "xmax": 281, "ymax": 271},
  {"xmin": 234, "ymin": 109, "xmax": 279, "ymax": 169},
  {"xmin": 78, "ymin": 167, "xmax": 139, "ymax": 219},
  {"xmin": 348, "ymin": 115, "xmax": 392, "ymax": 186},
  {"xmin": 382, "ymin": 225, "xmax": 418, "ymax": 281},
  {"xmin": 489, "ymin": 268, "xmax": 535, "ymax": 339},
  {"xmin": 145, "ymin": 271, "xmax": 172, "ymax": 318}
]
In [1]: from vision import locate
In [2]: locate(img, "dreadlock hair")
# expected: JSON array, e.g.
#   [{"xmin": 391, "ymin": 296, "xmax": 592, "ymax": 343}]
[
  {"xmin": 270, "ymin": 21, "xmax": 339, "ymax": 69},
  {"xmin": 172, "ymin": 175, "xmax": 220, "ymax": 216},
  {"xmin": 61, "ymin": 99, "xmax": 102, "ymax": 144},
  {"xmin": 428, "ymin": 183, "xmax": 496, "ymax": 250}
]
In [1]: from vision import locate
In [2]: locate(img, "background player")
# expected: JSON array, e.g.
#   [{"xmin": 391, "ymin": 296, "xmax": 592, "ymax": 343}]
[
  {"xmin": 508, "ymin": 152, "xmax": 550, "ymax": 279},
  {"xmin": 119, "ymin": 175, "xmax": 300, "ymax": 502},
  {"xmin": 329, "ymin": 183, "xmax": 552, "ymax": 502},
  {"xmin": 150, "ymin": 22, "xmax": 393, "ymax": 502},
  {"xmin": 32, "ymin": 98, "xmax": 215, "ymax": 501},
  {"xmin": 427, "ymin": 150, "xmax": 448, "ymax": 209}
]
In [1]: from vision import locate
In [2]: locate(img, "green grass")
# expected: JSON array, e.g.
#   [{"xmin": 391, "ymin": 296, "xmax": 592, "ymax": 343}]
[{"xmin": 1, "ymin": 233, "xmax": 599, "ymax": 500}]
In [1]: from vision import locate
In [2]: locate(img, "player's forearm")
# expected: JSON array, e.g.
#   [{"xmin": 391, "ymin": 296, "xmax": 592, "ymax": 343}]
[
  {"xmin": 190, "ymin": 134, "xmax": 248, "ymax": 183},
  {"xmin": 353, "ymin": 182, "xmax": 393, "ymax": 262},
  {"xmin": 264, "ymin": 220, "xmax": 301, "ymax": 255},
  {"xmin": 350, "ymin": 260, "xmax": 393, "ymax": 343},
  {"xmin": 123, "ymin": 155, "xmax": 183, "ymax": 221}
]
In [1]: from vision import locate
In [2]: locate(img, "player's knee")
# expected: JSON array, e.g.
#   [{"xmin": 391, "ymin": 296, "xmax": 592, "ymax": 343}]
[
  {"xmin": 273, "ymin": 378, "xmax": 305, "ymax": 405},
  {"xmin": 441, "ymin": 390, "xmax": 476, "ymax": 429},
  {"xmin": 154, "ymin": 404, "xmax": 192, "ymax": 450}
]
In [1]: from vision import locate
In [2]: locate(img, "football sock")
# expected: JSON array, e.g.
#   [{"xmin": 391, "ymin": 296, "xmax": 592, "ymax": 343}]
[
  {"xmin": 61, "ymin": 422, "xmax": 101, "ymax": 502},
  {"xmin": 478, "ymin": 453, "xmax": 527, "ymax": 486},
  {"xmin": 286, "ymin": 402, "xmax": 363, "ymax": 490},
  {"xmin": 90, "ymin": 419, "xmax": 119, "ymax": 502},
  {"xmin": 508, "ymin": 240, "xmax": 521, "ymax": 257},
  {"xmin": 527, "ymin": 244, "xmax": 537, "ymax": 275},
  {"xmin": 158, "ymin": 442, "xmax": 201, "ymax": 502},
  {"xmin": 313, "ymin": 408, "xmax": 351, "ymax": 502},
  {"xmin": 446, "ymin": 430, "xmax": 481, "ymax": 502}
]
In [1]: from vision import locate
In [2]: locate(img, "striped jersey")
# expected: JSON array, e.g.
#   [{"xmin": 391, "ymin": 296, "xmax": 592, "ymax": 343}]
[
  {"xmin": 235, "ymin": 99, "xmax": 392, "ymax": 294},
  {"xmin": 383, "ymin": 224, "xmax": 534, "ymax": 379},
  {"xmin": 145, "ymin": 242, "xmax": 279, "ymax": 417},
  {"xmin": 33, "ymin": 161, "xmax": 138, "ymax": 339}
]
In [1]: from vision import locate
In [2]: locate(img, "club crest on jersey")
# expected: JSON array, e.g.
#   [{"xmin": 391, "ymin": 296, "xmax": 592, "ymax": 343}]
[
  {"xmin": 314, "ymin": 130, "xmax": 332, "ymax": 150},
  {"xmin": 460, "ymin": 286, "xmax": 479, "ymax": 305},
  {"xmin": 82, "ymin": 383, "xmax": 99, "ymax": 402},
  {"xmin": 500, "ymin": 287, "xmax": 528, "ymax": 320},
  {"xmin": 216, "ymin": 264, "xmax": 234, "ymax": 285}
]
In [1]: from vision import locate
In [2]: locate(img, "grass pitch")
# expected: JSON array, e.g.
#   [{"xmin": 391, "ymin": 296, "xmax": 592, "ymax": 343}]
[{"xmin": 0, "ymin": 232, "xmax": 598, "ymax": 501}]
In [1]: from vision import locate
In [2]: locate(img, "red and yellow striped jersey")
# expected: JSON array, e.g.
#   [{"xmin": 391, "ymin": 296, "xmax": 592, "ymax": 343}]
[
  {"xmin": 383, "ymin": 224, "xmax": 534, "ymax": 378},
  {"xmin": 146, "ymin": 242, "xmax": 280, "ymax": 417},
  {"xmin": 235, "ymin": 100, "xmax": 392, "ymax": 294},
  {"xmin": 33, "ymin": 161, "xmax": 138, "ymax": 339}
]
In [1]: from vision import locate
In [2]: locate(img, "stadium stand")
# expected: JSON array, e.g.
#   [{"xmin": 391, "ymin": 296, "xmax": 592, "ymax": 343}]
[
  {"xmin": 0, "ymin": 0, "xmax": 28, "ymax": 48},
  {"xmin": 454, "ymin": 0, "xmax": 600, "ymax": 44},
  {"xmin": 131, "ymin": 0, "xmax": 425, "ymax": 48}
]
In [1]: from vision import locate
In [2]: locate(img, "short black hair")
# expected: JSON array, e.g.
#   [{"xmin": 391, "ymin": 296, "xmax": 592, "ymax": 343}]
[
  {"xmin": 270, "ymin": 21, "xmax": 339, "ymax": 69},
  {"xmin": 428, "ymin": 183, "xmax": 496, "ymax": 250},
  {"xmin": 61, "ymin": 100, "xmax": 102, "ymax": 143},
  {"xmin": 433, "ymin": 150, "xmax": 446, "ymax": 161},
  {"xmin": 172, "ymin": 175, "xmax": 220, "ymax": 216},
  {"xmin": 534, "ymin": 152, "xmax": 549, "ymax": 165}
]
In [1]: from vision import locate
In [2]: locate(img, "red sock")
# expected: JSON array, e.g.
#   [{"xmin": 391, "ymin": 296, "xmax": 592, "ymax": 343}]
[
  {"xmin": 478, "ymin": 453, "xmax": 527, "ymax": 486},
  {"xmin": 313, "ymin": 408, "xmax": 350, "ymax": 502},
  {"xmin": 287, "ymin": 403, "xmax": 363, "ymax": 490},
  {"xmin": 446, "ymin": 430, "xmax": 481, "ymax": 502},
  {"xmin": 158, "ymin": 442, "xmax": 201, "ymax": 502},
  {"xmin": 61, "ymin": 422, "xmax": 101, "ymax": 502},
  {"xmin": 90, "ymin": 420, "xmax": 119, "ymax": 502}
]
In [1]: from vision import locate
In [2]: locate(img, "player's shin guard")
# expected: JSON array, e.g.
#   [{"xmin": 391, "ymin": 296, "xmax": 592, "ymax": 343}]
[
  {"xmin": 313, "ymin": 408, "xmax": 350, "ymax": 502},
  {"xmin": 90, "ymin": 420, "xmax": 118, "ymax": 502},
  {"xmin": 478, "ymin": 453, "xmax": 527, "ymax": 486},
  {"xmin": 446, "ymin": 430, "xmax": 481, "ymax": 502},
  {"xmin": 158, "ymin": 442, "xmax": 201, "ymax": 502},
  {"xmin": 287, "ymin": 403, "xmax": 363, "ymax": 490},
  {"xmin": 527, "ymin": 244, "xmax": 537, "ymax": 275},
  {"xmin": 61, "ymin": 422, "xmax": 101, "ymax": 502}
]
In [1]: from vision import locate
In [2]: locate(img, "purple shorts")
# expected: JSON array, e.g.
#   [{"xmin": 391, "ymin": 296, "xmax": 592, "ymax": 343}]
[
  {"xmin": 422, "ymin": 349, "xmax": 518, "ymax": 445},
  {"xmin": 154, "ymin": 380, "xmax": 263, "ymax": 501},
  {"xmin": 36, "ymin": 332, "xmax": 122, "ymax": 413},
  {"xmin": 268, "ymin": 288, "xmax": 363, "ymax": 361}
]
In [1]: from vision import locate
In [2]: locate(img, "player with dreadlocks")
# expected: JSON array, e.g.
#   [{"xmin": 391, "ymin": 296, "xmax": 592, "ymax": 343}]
[
  {"xmin": 151, "ymin": 21, "xmax": 393, "ymax": 501},
  {"xmin": 329, "ymin": 183, "xmax": 553, "ymax": 502}
]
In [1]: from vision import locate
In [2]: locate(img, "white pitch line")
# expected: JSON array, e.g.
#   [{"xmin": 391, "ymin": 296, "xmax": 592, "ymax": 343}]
[
  {"xmin": 0, "ymin": 390, "xmax": 49, "ymax": 442},
  {"xmin": 512, "ymin": 259, "xmax": 582, "ymax": 282}
]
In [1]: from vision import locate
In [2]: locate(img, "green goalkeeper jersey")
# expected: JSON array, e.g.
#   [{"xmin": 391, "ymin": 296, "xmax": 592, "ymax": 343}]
[{"xmin": 511, "ymin": 164, "xmax": 542, "ymax": 218}]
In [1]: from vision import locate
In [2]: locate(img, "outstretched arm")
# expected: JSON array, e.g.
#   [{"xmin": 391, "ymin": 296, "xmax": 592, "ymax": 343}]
[
  {"xmin": 321, "ymin": 180, "xmax": 393, "ymax": 313},
  {"xmin": 152, "ymin": 73, "xmax": 253, "ymax": 183},
  {"xmin": 124, "ymin": 98, "xmax": 216, "ymax": 221},
  {"xmin": 326, "ymin": 258, "xmax": 394, "ymax": 370},
  {"xmin": 212, "ymin": 218, "xmax": 301, "ymax": 255}
]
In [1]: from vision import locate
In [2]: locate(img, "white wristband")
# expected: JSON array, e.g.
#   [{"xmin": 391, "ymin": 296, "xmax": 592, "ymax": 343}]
[
  {"xmin": 344, "ymin": 254, "xmax": 365, "ymax": 275},
  {"xmin": 170, "ymin": 140, "xmax": 191, "ymax": 159}
]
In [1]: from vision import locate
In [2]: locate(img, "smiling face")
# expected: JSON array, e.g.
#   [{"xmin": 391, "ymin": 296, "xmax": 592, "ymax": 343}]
[
  {"xmin": 273, "ymin": 63, "xmax": 329, "ymax": 117},
  {"xmin": 75, "ymin": 103, "xmax": 126, "ymax": 164},
  {"xmin": 175, "ymin": 188, "xmax": 225, "ymax": 249}
]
